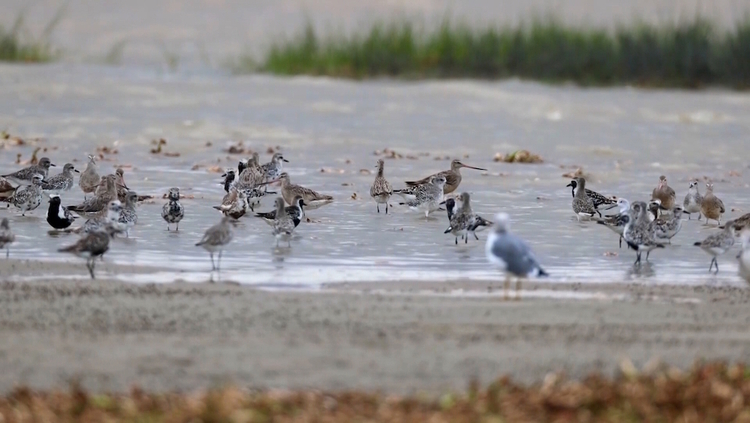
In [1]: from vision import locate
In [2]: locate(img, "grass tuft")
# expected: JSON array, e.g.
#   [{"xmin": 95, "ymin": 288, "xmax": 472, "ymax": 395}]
[
  {"xmin": 241, "ymin": 17, "xmax": 750, "ymax": 88},
  {"xmin": 0, "ymin": 8, "xmax": 63, "ymax": 63}
]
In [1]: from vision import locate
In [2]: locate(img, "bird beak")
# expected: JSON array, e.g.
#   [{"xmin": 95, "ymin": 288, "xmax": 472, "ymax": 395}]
[
  {"xmin": 117, "ymin": 183, "xmax": 128, "ymax": 190},
  {"xmin": 282, "ymin": 159, "xmax": 289, "ymax": 163},
  {"xmin": 50, "ymin": 163, "xmax": 56, "ymax": 167},
  {"xmin": 74, "ymin": 169, "xmax": 80, "ymax": 174},
  {"xmin": 258, "ymin": 178, "xmax": 281, "ymax": 186},
  {"xmin": 566, "ymin": 182, "xmax": 573, "ymax": 188},
  {"xmin": 221, "ymin": 173, "xmax": 227, "ymax": 178},
  {"xmin": 460, "ymin": 163, "xmax": 486, "ymax": 171}
]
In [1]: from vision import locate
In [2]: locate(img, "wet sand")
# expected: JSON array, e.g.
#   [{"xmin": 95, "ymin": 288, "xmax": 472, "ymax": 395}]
[{"xmin": 1, "ymin": 260, "xmax": 750, "ymax": 394}]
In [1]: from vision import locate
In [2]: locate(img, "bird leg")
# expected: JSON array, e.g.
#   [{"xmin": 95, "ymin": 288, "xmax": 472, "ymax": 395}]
[
  {"xmin": 377, "ymin": 204, "xmax": 380, "ymax": 213},
  {"xmin": 515, "ymin": 279, "xmax": 522, "ymax": 301},
  {"xmin": 634, "ymin": 252, "xmax": 641, "ymax": 266},
  {"xmin": 619, "ymin": 236, "xmax": 622, "ymax": 249},
  {"xmin": 454, "ymin": 237, "xmax": 458, "ymax": 245},
  {"xmin": 385, "ymin": 203, "xmax": 389, "ymax": 214},
  {"xmin": 217, "ymin": 250, "xmax": 223, "ymax": 272},
  {"xmin": 473, "ymin": 232, "xmax": 479, "ymax": 241},
  {"xmin": 464, "ymin": 234, "xmax": 468, "ymax": 244},
  {"xmin": 503, "ymin": 276, "xmax": 510, "ymax": 301},
  {"xmin": 5, "ymin": 247, "xmax": 8, "ymax": 259},
  {"xmin": 209, "ymin": 252, "xmax": 215, "ymax": 271},
  {"xmin": 87, "ymin": 258, "xmax": 96, "ymax": 279},
  {"xmin": 176, "ymin": 223, "xmax": 179, "ymax": 231}
]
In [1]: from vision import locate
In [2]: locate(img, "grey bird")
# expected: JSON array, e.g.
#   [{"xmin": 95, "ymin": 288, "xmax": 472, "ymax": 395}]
[
  {"xmin": 694, "ymin": 220, "xmax": 736, "ymax": 273},
  {"xmin": 79, "ymin": 155, "xmax": 101, "ymax": 199},
  {"xmin": 0, "ymin": 218, "xmax": 15, "ymax": 258},
  {"xmin": 41, "ymin": 163, "xmax": 78, "ymax": 194},
  {"xmin": 566, "ymin": 179, "xmax": 617, "ymax": 217},
  {"xmin": 118, "ymin": 191, "xmax": 139, "ymax": 237},
  {"xmin": 272, "ymin": 197, "xmax": 296, "ymax": 247},
  {"xmin": 650, "ymin": 205, "xmax": 684, "ymax": 243},
  {"xmin": 595, "ymin": 198, "xmax": 630, "ymax": 248},
  {"xmin": 485, "ymin": 212, "xmax": 548, "ymax": 300},
  {"xmin": 68, "ymin": 174, "xmax": 120, "ymax": 217},
  {"xmin": 58, "ymin": 224, "xmax": 117, "ymax": 279},
  {"xmin": 623, "ymin": 201, "xmax": 665, "ymax": 265},
  {"xmin": 260, "ymin": 153, "xmax": 289, "ymax": 184},
  {"xmin": 11, "ymin": 174, "xmax": 44, "ymax": 216},
  {"xmin": 570, "ymin": 177, "xmax": 597, "ymax": 221},
  {"xmin": 370, "ymin": 159, "xmax": 392, "ymax": 214},
  {"xmin": 683, "ymin": 180, "xmax": 703, "ymax": 220},
  {"xmin": 2, "ymin": 157, "xmax": 55, "ymax": 185},
  {"xmin": 0, "ymin": 177, "xmax": 15, "ymax": 200},
  {"xmin": 397, "ymin": 175, "xmax": 446, "ymax": 218},
  {"xmin": 79, "ymin": 200, "xmax": 127, "ymax": 235},
  {"xmin": 444, "ymin": 192, "xmax": 477, "ymax": 245},
  {"xmin": 254, "ymin": 195, "xmax": 305, "ymax": 228},
  {"xmin": 196, "ymin": 215, "xmax": 235, "ymax": 272},
  {"xmin": 161, "ymin": 187, "xmax": 184, "ymax": 231},
  {"xmin": 738, "ymin": 229, "xmax": 750, "ymax": 283}
]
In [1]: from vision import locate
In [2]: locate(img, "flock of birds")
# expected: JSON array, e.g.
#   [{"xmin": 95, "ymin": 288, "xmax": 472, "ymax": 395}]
[{"xmin": 0, "ymin": 151, "xmax": 748, "ymax": 295}]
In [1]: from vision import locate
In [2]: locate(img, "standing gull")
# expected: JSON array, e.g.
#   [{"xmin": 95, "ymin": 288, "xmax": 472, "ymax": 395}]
[
  {"xmin": 694, "ymin": 220, "xmax": 735, "ymax": 273},
  {"xmin": 161, "ymin": 187, "xmax": 184, "ymax": 231},
  {"xmin": 570, "ymin": 177, "xmax": 597, "ymax": 221},
  {"xmin": 595, "ymin": 198, "xmax": 630, "ymax": 248},
  {"xmin": 272, "ymin": 197, "xmax": 296, "ymax": 247},
  {"xmin": 683, "ymin": 180, "xmax": 703, "ymax": 220},
  {"xmin": 405, "ymin": 159, "xmax": 486, "ymax": 195},
  {"xmin": 370, "ymin": 159, "xmax": 392, "ymax": 214},
  {"xmin": 78, "ymin": 155, "xmax": 100, "ymax": 199},
  {"xmin": 41, "ymin": 163, "xmax": 78, "ymax": 194},
  {"xmin": 195, "ymin": 215, "xmax": 235, "ymax": 272},
  {"xmin": 485, "ymin": 213, "xmax": 548, "ymax": 300},
  {"xmin": 700, "ymin": 182, "xmax": 725, "ymax": 225},
  {"xmin": 278, "ymin": 172, "xmax": 333, "ymax": 210},
  {"xmin": 566, "ymin": 179, "xmax": 617, "ymax": 217},
  {"xmin": 444, "ymin": 192, "xmax": 477, "ymax": 244},
  {"xmin": 652, "ymin": 175, "xmax": 676, "ymax": 210},
  {"xmin": 397, "ymin": 175, "xmax": 446, "ymax": 218},
  {"xmin": 0, "ymin": 218, "xmax": 15, "ymax": 258},
  {"xmin": 2, "ymin": 157, "xmax": 55, "ymax": 185},
  {"xmin": 11, "ymin": 174, "xmax": 44, "ymax": 216}
]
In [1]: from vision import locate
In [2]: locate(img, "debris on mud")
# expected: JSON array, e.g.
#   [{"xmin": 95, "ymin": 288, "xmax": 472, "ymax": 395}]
[{"xmin": 494, "ymin": 150, "xmax": 543, "ymax": 163}]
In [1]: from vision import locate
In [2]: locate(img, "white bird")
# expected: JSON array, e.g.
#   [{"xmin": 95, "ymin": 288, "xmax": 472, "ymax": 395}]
[{"xmin": 738, "ymin": 229, "xmax": 750, "ymax": 284}]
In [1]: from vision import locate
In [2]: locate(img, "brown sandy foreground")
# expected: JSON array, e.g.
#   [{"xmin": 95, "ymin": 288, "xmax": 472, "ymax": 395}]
[{"xmin": 1, "ymin": 259, "xmax": 750, "ymax": 399}]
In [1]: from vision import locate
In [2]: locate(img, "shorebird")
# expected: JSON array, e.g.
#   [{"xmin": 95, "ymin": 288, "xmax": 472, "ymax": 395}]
[
  {"xmin": 58, "ymin": 225, "xmax": 116, "ymax": 279},
  {"xmin": 214, "ymin": 188, "xmax": 249, "ymax": 219},
  {"xmin": 405, "ymin": 159, "xmax": 486, "ymax": 195},
  {"xmin": 221, "ymin": 169, "xmax": 236, "ymax": 192},
  {"xmin": 118, "ymin": 191, "xmax": 139, "ymax": 237},
  {"xmin": 46, "ymin": 194, "xmax": 77, "ymax": 230},
  {"xmin": 595, "ymin": 198, "xmax": 630, "ymax": 248},
  {"xmin": 738, "ymin": 229, "xmax": 750, "ymax": 283},
  {"xmin": 570, "ymin": 177, "xmax": 597, "ymax": 221},
  {"xmin": 0, "ymin": 177, "xmax": 15, "ymax": 200},
  {"xmin": 2, "ymin": 157, "xmax": 55, "ymax": 185},
  {"xmin": 731, "ymin": 213, "xmax": 750, "ymax": 232},
  {"xmin": 444, "ymin": 192, "xmax": 477, "ymax": 244},
  {"xmin": 694, "ymin": 220, "xmax": 736, "ymax": 273},
  {"xmin": 650, "ymin": 205, "xmax": 684, "ymax": 244},
  {"xmin": 96, "ymin": 168, "xmax": 130, "ymax": 202},
  {"xmin": 700, "ymin": 182, "xmax": 725, "ymax": 225},
  {"xmin": 623, "ymin": 201, "xmax": 665, "ymax": 265},
  {"xmin": 161, "ymin": 187, "xmax": 184, "ymax": 231},
  {"xmin": 78, "ymin": 155, "xmax": 100, "ymax": 199},
  {"xmin": 277, "ymin": 172, "xmax": 333, "ymax": 210},
  {"xmin": 261, "ymin": 153, "xmax": 288, "ymax": 183},
  {"xmin": 237, "ymin": 152, "xmax": 264, "ymax": 188},
  {"xmin": 485, "ymin": 212, "xmax": 548, "ymax": 300},
  {"xmin": 398, "ymin": 175, "xmax": 446, "ymax": 218},
  {"xmin": 0, "ymin": 218, "xmax": 15, "ymax": 258},
  {"xmin": 195, "ymin": 215, "xmax": 235, "ymax": 272},
  {"xmin": 683, "ymin": 180, "xmax": 703, "ymax": 220},
  {"xmin": 11, "ymin": 174, "xmax": 44, "ymax": 216},
  {"xmin": 468, "ymin": 215, "xmax": 494, "ymax": 239},
  {"xmin": 566, "ymin": 179, "xmax": 617, "ymax": 217},
  {"xmin": 272, "ymin": 197, "xmax": 296, "ymax": 247},
  {"xmin": 41, "ymin": 163, "xmax": 78, "ymax": 194},
  {"xmin": 370, "ymin": 159, "xmax": 392, "ymax": 214},
  {"xmin": 652, "ymin": 175, "xmax": 676, "ymax": 210},
  {"xmin": 79, "ymin": 200, "xmax": 127, "ymax": 235},
  {"xmin": 647, "ymin": 199, "xmax": 663, "ymax": 222},
  {"xmin": 255, "ymin": 195, "xmax": 305, "ymax": 228},
  {"xmin": 68, "ymin": 174, "xmax": 120, "ymax": 218}
]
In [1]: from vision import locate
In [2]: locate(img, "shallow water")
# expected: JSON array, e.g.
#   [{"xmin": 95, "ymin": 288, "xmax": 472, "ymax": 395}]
[{"xmin": 0, "ymin": 64, "xmax": 749, "ymax": 287}]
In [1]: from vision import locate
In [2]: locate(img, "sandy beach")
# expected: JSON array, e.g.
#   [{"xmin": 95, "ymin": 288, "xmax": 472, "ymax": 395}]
[{"xmin": 1, "ymin": 259, "xmax": 749, "ymax": 394}]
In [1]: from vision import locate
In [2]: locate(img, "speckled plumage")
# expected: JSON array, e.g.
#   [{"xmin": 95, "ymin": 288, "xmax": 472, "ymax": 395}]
[
  {"xmin": 41, "ymin": 163, "xmax": 78, "ymax": 193},
  {"xmin": 571, "ymin": 177, "xmax": 597, "ymax": 221},
  {"xmin": 370, "ymin": 159, "xmax": 392, "ymax": 214},
  {"xmin": 118, "ymin": 191, "xmax": 139, "ymax": 237},
  {"xmin": 261, "ymin": 153, "xmax": 289, "ymax": 181},
  {"xmin": 2, "ymin": 157, "xmax": 54, "ymax": 185},
  {"xmin": 255, "ymin": 196, "xmax": 304, "ymax": 228},
  {"xmin": 214, "ymin": 188, "xmax": 248, "ymax": 219},
  {"xmin": 272, "ymin": 197, "xmax": 296, "ymax": 247},
  {"xmin": 623, "ymin": 201, "xmax": 665, "ymax": 265},
  {"xmin": 566, "ymin": 179, "xmax": 617, "ymax": 216},
  {"xmin": 11, "ymin": 174, "xmax": 44, "ymax": 216},
  {"xmin": 278, "ymin": 172, "xmax": 333, "ymax": 210},
  {"xmin": 405, "ymin": 159, "xmax": 486, "ymax": 195},
  {"xmin": 683, "ymin": 180, "xmax": 703, "ymax": 220},
  {"xmin": 68, "ymin": 174, "xmax": 119, "ymax": 217},
  {"xmin": 694, "ymin": 219, "xmax": 735, "ymax": 273},
  {"xmin": 161, "ymin": 187, "xmax": 184, "ymax": 231},
  {"xmin": 444, "ymin": 192, "xmax": 477, "ymax": 244},
  {"xmin": 650, "ymin": 205, "xmax": 684, "ymax": 243},
  {"xmin": 398, "ymin": 175, "xmax": 446, "ymax": 218}
]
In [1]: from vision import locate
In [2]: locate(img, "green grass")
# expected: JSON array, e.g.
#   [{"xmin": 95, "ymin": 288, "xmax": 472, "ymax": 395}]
[
  {"xmin": 0, "ymin": 8, "xmax": 63, "ymax": 63},
  {"xmin": 241, "ymin": 18, "xmax": 750, "ymax": 88}
]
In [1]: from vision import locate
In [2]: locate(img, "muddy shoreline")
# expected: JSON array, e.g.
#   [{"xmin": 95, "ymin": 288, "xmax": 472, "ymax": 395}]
[{"xmin": 1, "ymin": 264, "xmax": 749, "ymax": 394}]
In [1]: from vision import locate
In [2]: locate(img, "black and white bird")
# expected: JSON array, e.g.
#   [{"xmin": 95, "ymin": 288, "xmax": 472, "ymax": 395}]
[
  {"xmin": 254, "ymin": 195, "xmax": 305, "ymax": 228},
  {"xmin": 595, "ymin": 198, "xmax": 630, "ymax": 248},
  {"xmin": 41, "ymin": 163, "xmax": 78, "ymax": 194},
  {"xmin": 46, "ymin": 194, "xmax": 78, "ymax": 230},
  {"xmin": 261, "ymin": 153, "xmax": 288, "ymax": 184},
  {"xmin": 567, "ymin": 178, "xmax": 617, "ymax": 218},
  {"xmin": 11, "ymin": 174, "xmax": 44, "ymax": 216},
  {"xmin": 161, "ymin": 187, "xmax": 184, "ymax": 231},
  {"xmin": 485, "ymin": 212, "xmax": 548, "ymax": 300}
]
